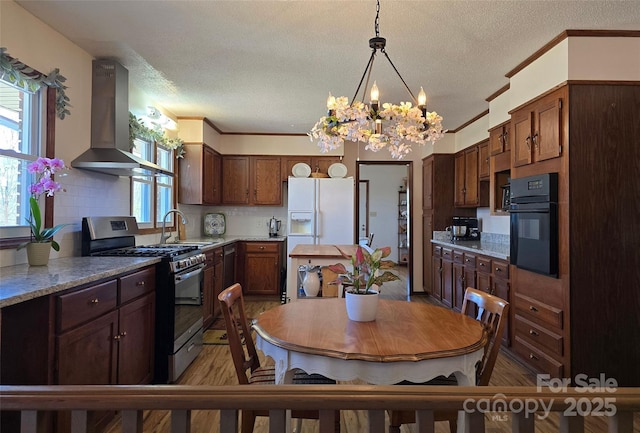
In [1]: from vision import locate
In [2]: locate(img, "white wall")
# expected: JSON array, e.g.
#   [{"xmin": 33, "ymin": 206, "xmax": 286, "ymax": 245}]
[{"xmin": 0, "ymin": 0, "xmax": 178, "ymax": 266}]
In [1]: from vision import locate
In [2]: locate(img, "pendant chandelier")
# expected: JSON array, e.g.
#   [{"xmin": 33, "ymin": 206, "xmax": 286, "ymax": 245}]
[{"xmin": 308, "ymin": 0, "xmax": 445, "ymax": 159}]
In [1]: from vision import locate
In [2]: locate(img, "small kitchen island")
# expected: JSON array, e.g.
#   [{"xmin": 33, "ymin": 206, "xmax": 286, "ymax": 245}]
[{"xmin": 287, "ymin": 244, "xmax": 357, "ymax": 302}]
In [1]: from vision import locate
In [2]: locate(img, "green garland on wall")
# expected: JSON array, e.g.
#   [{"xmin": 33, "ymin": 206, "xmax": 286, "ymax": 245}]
[
  {"xmin": 129, "ymin": 112, "xmax": 185, "ymax": 158},
  {"xmin": 0, "ymin": 48, "xmax": 71, "ymax": 120}
]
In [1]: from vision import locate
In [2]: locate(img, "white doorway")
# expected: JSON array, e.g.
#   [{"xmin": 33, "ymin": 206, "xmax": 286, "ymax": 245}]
[{"xmin": 356, "ymin": 161, "xmax": 413, "ymax": 295}]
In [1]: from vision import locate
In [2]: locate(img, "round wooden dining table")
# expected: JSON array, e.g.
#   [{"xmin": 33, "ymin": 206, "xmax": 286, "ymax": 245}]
[{"xmin": 253, "ymin": 298, "xmax": 487, "ymax": 386}]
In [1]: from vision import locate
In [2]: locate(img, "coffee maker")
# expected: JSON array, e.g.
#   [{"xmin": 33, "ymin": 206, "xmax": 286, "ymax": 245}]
[{"xmin": 450, "ymin": 217, "xmax": 480, "ymax": 241}]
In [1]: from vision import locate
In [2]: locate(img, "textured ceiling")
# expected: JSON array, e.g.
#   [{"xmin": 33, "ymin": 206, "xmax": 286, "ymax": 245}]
[{"xmin": 15, "ymin": 0, "xmax": 640, "ymax": 134}]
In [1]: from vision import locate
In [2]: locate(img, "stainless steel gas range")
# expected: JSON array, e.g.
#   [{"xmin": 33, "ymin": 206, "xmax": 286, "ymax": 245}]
[{"xmin": 82, "ymin": 216, "xmax": 206, "ymax": 383}]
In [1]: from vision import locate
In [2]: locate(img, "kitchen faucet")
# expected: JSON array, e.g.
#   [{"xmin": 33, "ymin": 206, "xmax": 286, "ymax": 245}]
[{"xmin": 160, "ymin": 209, "xmax": 188, "ymax": 244}]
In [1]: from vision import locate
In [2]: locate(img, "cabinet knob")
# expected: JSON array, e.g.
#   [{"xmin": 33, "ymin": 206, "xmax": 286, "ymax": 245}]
[
  {"xmin": 529, "ymin": 305, "xmax": 538, "ymax": 313},
  {"xmin": 260, "ymin": 246, "xmax": 265, "ymax": 250},
  {"xmin": 136, "ymin": 281, "xmax": 145, "ymax": 286},
  {"xmin": 525, "ymin": 136, "xmax": 531, "ymax": 149},
  {"xmin": 529, "ymin": 329, "xmax": 539, "ymax": 337},
  {"xmin": 480, "ymin": 263, "xmax": 485, "ymax": 267},
  {"xmin": 90, "ymin": 298, "xmax": 99, "ymax": 304},
  {"xmin": 529, "ymin": 353, "xmax": 539, "ymax": 361},
  {"xmin": 495, "ymin": 267, "xmax": 502, "ymax": 272}
]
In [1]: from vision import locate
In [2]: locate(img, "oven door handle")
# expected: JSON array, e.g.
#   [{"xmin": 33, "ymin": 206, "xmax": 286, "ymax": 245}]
[
  {"xmin": 175, "ymin": 263, "xmax": 206, "ymax": 281},
  {"xmin": 510, "ymin": 208, "xmax": 550, "ymax": 214}
]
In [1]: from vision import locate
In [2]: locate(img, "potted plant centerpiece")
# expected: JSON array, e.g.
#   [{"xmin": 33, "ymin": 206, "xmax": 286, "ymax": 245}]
[
  {"xmin": 327, "ymin": 245, "xmax": 400, "ymax": 321},
  {"xmin": 17, "ymin": 157, "xmax": 69, "ymax": 266}
]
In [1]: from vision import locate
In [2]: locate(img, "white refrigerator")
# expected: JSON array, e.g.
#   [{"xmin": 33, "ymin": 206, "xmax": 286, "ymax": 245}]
[{"xmin": 287, "ymin": 177, "xmax": 355, "ymax": 299}]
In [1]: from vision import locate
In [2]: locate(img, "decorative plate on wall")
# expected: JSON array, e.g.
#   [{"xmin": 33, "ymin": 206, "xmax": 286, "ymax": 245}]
[{"xmin": 204, "ymin": 213, "xmax": 226, "ymax": 236}]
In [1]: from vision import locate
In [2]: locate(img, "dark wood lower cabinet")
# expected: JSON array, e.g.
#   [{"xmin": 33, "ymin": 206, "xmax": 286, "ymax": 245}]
[
  {"xmin": 238, "ymin": 241, "xmax": 284, "ymax": 296},
  {"xmin": 441, "ymin": 257, "xmax": 453, "ymax": 309},
  {"xmin": 432, "ymin": 244, "xmax": 511, "ymax": 346}
]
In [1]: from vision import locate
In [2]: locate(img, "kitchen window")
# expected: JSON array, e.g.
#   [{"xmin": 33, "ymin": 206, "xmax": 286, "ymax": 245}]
[
  {"xmin": 0, "ymin": 78, "xmax": 45, "ymax": 242},
  {"xmin": 131, "ymin": 137, "xmax": 175, "ymax": 232}
]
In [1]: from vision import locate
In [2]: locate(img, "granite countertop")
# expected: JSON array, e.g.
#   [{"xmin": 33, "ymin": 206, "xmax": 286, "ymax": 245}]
[
  {"xmin": 180, "ymin": 235, "xmax": 286, "ymax": 251},
  {"xmin": 0, "ymin": 257, "xmax": 161, "ymax": 309},
  {"xmin": 430, "ymin": 231, "xmax": 510, "ymax": 260},
  {"xmin": 0, "ymin": 235, "xmax": 286, "ymax": 308}
]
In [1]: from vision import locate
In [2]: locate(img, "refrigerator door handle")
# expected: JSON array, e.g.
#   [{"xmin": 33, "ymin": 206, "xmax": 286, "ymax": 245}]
[{"xmin": 315, "ymin": 211, "xmax": 320, "ymax": 242}]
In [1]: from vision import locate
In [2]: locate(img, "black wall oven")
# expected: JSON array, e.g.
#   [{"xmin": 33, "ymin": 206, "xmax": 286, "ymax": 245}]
[{"xmin": 510, "ymin": 173, "xmax": 559, "ymax": 277}]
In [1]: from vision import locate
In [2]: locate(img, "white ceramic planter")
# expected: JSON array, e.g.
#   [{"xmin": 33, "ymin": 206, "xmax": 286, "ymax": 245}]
[
  {"xmin": 26, "ymin": 242, "xmax": 52, "ymax": 266},
  {"xmin": 345, "ymin": 290, "xmax": 379, "ymax": 322}
]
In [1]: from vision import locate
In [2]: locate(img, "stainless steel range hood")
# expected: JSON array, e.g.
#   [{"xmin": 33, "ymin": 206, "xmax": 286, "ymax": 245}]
[{"xmin": 72, "ymin": 60, "xmax": 172, "ymax": 177}]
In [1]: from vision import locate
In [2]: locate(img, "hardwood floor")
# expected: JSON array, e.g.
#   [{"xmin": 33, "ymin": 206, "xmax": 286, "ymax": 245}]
[{"xmin": 105, "ymin": 272, "xmax": 639, "ymax": 432}]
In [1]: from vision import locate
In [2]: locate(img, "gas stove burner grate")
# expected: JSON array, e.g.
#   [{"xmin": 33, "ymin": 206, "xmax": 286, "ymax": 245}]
[{"xmin": 93, "ymin": 244, "xmax": 199, "ymax": 258}]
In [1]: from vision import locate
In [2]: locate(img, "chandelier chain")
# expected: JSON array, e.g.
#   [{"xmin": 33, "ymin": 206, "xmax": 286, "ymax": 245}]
[{"xmin": 374, "ymin": 0, "xmax": 380, "ymax": 38}]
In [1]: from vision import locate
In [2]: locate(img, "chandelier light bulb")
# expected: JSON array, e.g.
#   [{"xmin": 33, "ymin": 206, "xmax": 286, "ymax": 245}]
[
  {"xmin": 418, "ymin": 87, "xmax": 427, "ymax": 108},
  {"xmin": 370, "ymin": 81, "xmax": 379, "ymax": 104}
]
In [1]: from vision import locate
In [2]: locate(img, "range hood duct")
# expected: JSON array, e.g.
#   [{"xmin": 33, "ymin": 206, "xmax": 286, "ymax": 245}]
[{"xmin": 71, "ymin": 60, "xmax": 172, "ymax": 177}]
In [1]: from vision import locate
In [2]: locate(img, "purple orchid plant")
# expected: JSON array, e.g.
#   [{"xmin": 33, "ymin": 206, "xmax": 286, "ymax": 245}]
[{"xmin": 17, "ymin": 157, "xmax": 69, "ymax": 252}]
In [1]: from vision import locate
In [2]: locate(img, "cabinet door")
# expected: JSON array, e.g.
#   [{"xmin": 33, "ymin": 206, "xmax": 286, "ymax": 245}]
[
  {"xmin": 422, "ymin": 156, "xmax": 433, "ymax": 209},
  {"xmin": 453, "ymin": 263, "xmax": 465, "ymax": 312},
  {"xmin": 57, "ymin": 310, "xmax": 118, "ymax": 385},
  {"xmin": 203, "ymin": 147, "xmax": 216, "ymax": 205},
  {"xmin": 431, "ymin": 256, "xmax": 442, "ymax": 300},
  {"xmin": 211, "ymin": 152, "xmax": 222, "ymax": 204},
  {"xmin": 202, "ymin": 254, "xmax": 215, "ymax": 328},
  {"xmin": 535, "ymin": 97, "xmax": 563, "ymax": 162},
  {"xmin": 492, "ymin": 279, "xmax": 510, "ymax": 346},
  {"xmin": 503, "ymin": 123, "xmax": 511, "ymax": 152},
  {"xmin": 118, "ymin": 292, "xmax": 155, "ymax": 385},
  {"xmin": 441, "ymin": 259, "xmax": 453, "ymax": 308},
  {"xmin": 476, "ymin": 271, "xmax": 492, "ymax": 294},
  {"xmin": 478, "ymin": 140, "xmax": 490, "ymax": 180},
  {"xmin": 454, "ymin": 152, "xmax": 466, "ymax": 206},
  {"xmin": 213, "ymin": 259, "xmax": 224, "ymax": 318},
  {"xmin": 512, "ymin": 110, "xmax": 534, "ymax": 167},
  {"xmin": 56, "ymin": 310, "xmax": 118, "ymax": 433},
  {"xmin": 222, "ymin": 156, "xmax": 250, "ymax": 204},
  {"xmin": 489, "ymin": 125, "xmax": 505, "ymax": 156},
  {"xmin": 464, "ymin": 146, "xmax": 479, "ymax": 205},
  {"xmin": 251, "ymin": 156, "xmax": 282, "ymax": 205},
  {"xmin": 422, "ymin": 214, "xmax": 433, "ymax": 293},
  {"xmin": 244, "ymin": 252, "xmax": 279, "ymax": 295}
]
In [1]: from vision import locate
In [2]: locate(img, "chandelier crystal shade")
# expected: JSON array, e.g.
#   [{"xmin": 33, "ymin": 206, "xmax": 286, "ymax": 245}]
[{"xmin": 308, "ymin": 0, "xmax": 446, "ymax": 159}]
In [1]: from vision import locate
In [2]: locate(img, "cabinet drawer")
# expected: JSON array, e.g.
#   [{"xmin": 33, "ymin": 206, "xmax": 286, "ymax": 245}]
[
  {"xmin": 441, "ymin": 247, "xmax": 453, "ymax": 260},
  {"xmin": 492, "ymin": 259, "xmax": 509, "ymax": 279},
  {"xmin": 453, "ymin": 250, "xmax": 464, "ymax": 264},
  {"xmin": 514, "ymin": 335, "xmax": 563, "ymax": 378},
  {"xmin": 245, "ymin": 242, "xmax": 279, "ymax": 253},
  {"xmin": 433, "ymin": 245, "xmax": 442, "ymax": 257},
  {"xmin": 463, "ymin": 253, "xmax": 476, "ymax": 268},
  {"xmin": 514, "ymin": 293, "xmax": 563, "ymax": 329},
  {"xmin": 57, "ymin": 280, "xmax": 118, "ymax": 332},
  {"xmin": 477, "ymin": 256, "xmax": 491, "ymax": 273},
  {"xmin": 120, "ymin": 267, "xmax": 155, "ymax": 304},
  {"xmin": 515, "ymin": 314, "xmax": 563, "ymax": 356}
]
